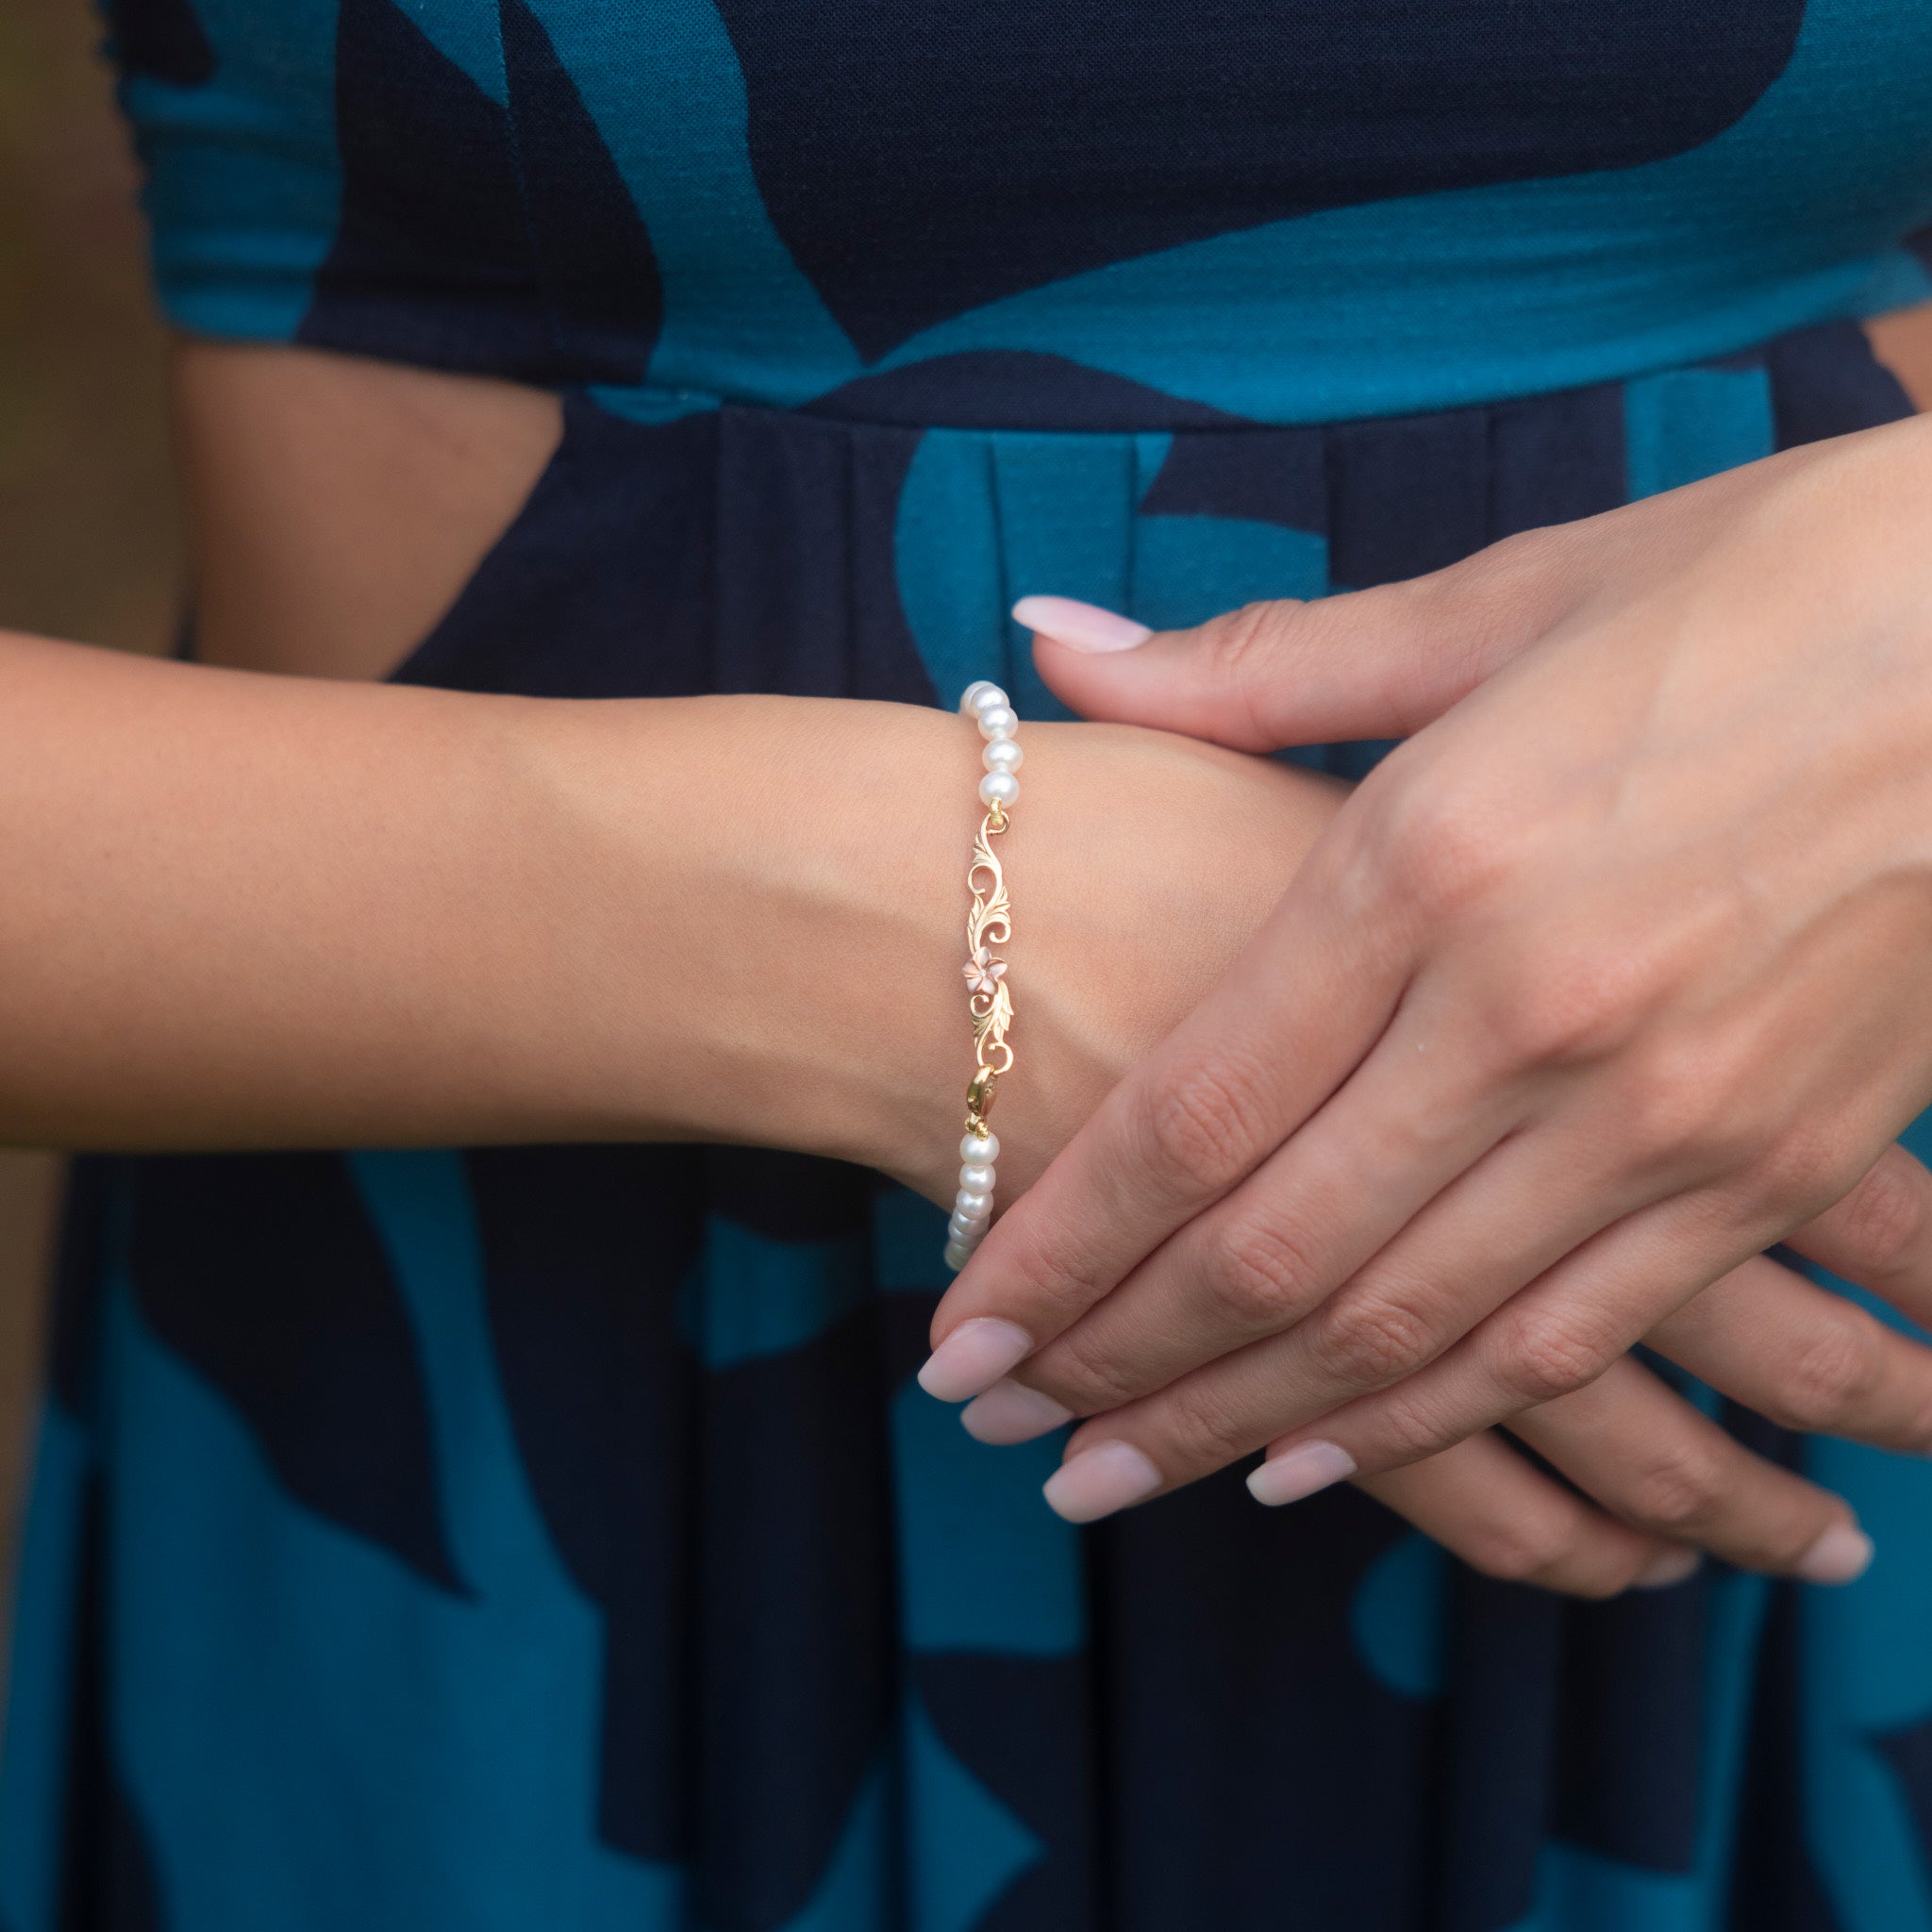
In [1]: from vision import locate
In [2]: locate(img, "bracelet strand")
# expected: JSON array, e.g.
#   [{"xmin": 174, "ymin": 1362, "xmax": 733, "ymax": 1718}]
[{"xmin": 945, "ymin": 681, "xmax": 1023, "ymax": 1271}]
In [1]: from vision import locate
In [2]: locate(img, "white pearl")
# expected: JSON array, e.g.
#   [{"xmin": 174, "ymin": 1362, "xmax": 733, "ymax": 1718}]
[
  {"xmin": 943, "ymin": 1241, "xmax": 972, "ymax": 1272},
  {"xmin": 958, "ymin": 1162, "xmax": 995, "ymax": 1192},
  {"xmin": 948, "ymin": 1214, "xmax": 978, "ymax": 1243},
  {"xmin": 977, "ymin": 705, "xmax": 1018, "ymax": 741},
  {"xmin": 967, "ymin": 683, "xmax": 1010, "ymax": 716},
  {"xmin": 982, "ymin": 739, "xmax": 1024, "ymax": 774},
  {"xmin": 958, "ymin": 681, "xmax": 1001, "ymax": 715},
  {"xmin": 956, "ymin": 1189, "xmax": 992, "ymax": 1217},
  {"xmin": 978, "ymin": 772, "xmax": 1020, "ymax": 808},
  {"xmin": 960, "ymin": 1131, "xmax": 999, "ymax": 1164}
]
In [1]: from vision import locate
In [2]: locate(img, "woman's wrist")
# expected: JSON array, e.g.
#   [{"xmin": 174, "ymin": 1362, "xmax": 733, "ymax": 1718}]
[
  {"xmin": 514, "ymin": 691, "xmax": 967, "ymax": 1158},
  {"xmin": 525, "ymin": 692, "xmax": 1345, "ymax": 1198}
]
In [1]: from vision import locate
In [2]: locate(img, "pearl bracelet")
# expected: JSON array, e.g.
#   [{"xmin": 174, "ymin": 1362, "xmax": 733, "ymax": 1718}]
[{"xmin": 945, "ymin": 681, "xmax": 1023, "ymax": 1271}]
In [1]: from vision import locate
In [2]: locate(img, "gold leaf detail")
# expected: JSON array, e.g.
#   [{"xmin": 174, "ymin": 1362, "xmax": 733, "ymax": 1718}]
[{"xmin": 964, "ymin": 808, "xmax": 1014, "ymax": 1075}]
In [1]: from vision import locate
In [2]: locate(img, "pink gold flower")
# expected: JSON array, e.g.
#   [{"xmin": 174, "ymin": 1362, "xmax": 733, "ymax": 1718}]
[{"xmin": 963, "ymin": 947, "xmax": 1007, "ymax": 997}]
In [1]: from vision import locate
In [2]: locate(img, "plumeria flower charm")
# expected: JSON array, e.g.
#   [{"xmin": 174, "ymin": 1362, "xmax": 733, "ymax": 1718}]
[{"xmin": 963, "ymin": 947, "xmax": 1008, "ymax": 998}]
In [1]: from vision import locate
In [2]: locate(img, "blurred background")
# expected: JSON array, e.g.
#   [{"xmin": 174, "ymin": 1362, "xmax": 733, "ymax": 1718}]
[{"xmin": 0, "ymin": 0, "xmax": 183, "ymax": 1605}]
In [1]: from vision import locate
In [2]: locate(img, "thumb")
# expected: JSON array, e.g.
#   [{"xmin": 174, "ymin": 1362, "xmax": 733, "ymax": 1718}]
[{"xmin": 1014, "ymin": 545, "xmax": 1572, "ymax": 749}]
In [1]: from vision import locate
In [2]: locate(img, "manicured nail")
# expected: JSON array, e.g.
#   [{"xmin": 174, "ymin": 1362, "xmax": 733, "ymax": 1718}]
[
  {"xmin": 1246, "ymin": 1440, "xmax": 1357, "ymax": 1507},
  {"xmin": 917, "ymin": 1318, "xmax": 1033, "ymax": 1404},
  {"xmin": 1634, "ymin": 1547, "xmax": 1702, "ymax": 1590},
  {"xmin": 1042, "ymin": 1441, "xmax": 1161, "ymax": 1523},
  {"xmin": 961, "ymin": 1378, "xmax": 1074, "ymax": 1445},
  {"xmin": 1795, "ymin": 1522, "xmax": 1874, "ymax": 1586},
  {"xmin": 1011, "ymin": 595, "xmax": 1151, "ymax": 653}
]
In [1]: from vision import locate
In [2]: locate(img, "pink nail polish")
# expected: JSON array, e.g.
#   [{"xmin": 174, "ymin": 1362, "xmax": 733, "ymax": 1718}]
[
  {"xmin": 1245, "ymin": 1440, "xmax": 1357, "ymax": 1508},
  {"xmin": 917, "ymin": 1317, "xmax": 1033, "ymax": 1404},
  {"xmin": 1634, "ymin": 1547, "xmax": 1701, "ymax": 1590},
  {"xmin": 1041, "ymin": 1441, "xmax": 1161, "ymax": 1523},
  {"xmin": 1011, "ymin": 594, "xmax": 1152, "ymax": 653},
  {"xmin": 961, "ymin": 1379, "xmax": 1074, "ymax": 1446},
  {"xmin": 1795, "ymin": 1522, "xmax": 1874, "ymax": 1586}
]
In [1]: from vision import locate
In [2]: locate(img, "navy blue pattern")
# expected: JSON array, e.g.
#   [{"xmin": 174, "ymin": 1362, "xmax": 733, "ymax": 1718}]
[
  {"xmin": 709, "ymin": 0, "xmax": 1806, "ymax": 357},
  {"xmin": 112, "ymin": 0, "xmax": 1932, "ymax": 419},
  {"xmin": 104, "ymin": 0, "xmax": 213, "ymax": 87},
  {"xmin": 125, "ymin": 1153, "xmax": 463, "ymax": 1593},
  {"xmin": 10, "ymin": 5, "xmax": 1932, "ymax": 1927}
]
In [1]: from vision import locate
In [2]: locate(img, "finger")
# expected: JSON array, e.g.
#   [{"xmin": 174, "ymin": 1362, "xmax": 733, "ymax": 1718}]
[
  {"xmin": 1001, "ymin": 993, "xmax": 1539, "ymax": 1421},
  {"xmin": 1241, "ymin": 1189, "xmax": 1766, "ymax": 1495},
  {"xmin": 1015, "ymin": 529, "xmax": 1581, "ymax": 750},
  {"xmin": 1782, "ymin": 1141, "xmax": 1932, "ymax": 1327},
  {"xmin": 1013, "ymin": 1092, "xmax": 1638, "ymax": 1430},
  {"xmin": 1648, "ymin": 1251, "xmax": 1932, "ymax": 1452},
  {"xmin": 1034, "ymin": 1186, "xmax": 1736, "ymax": 1523},
  {"xmin": 920, "ymin": 860, "xmax": 1415, "ymax": 1402},
  {"xmin": 1505, "ymin": 1356, "xmax": 1872, "ymax": 1581},
  {"xmin": 1355, "ymin": 1432, "xmax": 1693, "ymax": 1599}
]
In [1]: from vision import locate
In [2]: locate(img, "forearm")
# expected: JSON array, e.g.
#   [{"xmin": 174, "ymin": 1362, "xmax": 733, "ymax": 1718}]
[
  {"xmin": 0, "ymin": 631, "xmax": 1341, "ymax": 1181},
  {"xmin": 0, "ymin": 635, "xmax": 943, "ymax": 1151}
]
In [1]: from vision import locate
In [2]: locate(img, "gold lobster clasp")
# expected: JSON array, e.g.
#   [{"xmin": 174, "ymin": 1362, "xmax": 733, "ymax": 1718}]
[{"xmin": 966, "ymin": 1067, "xmax": 999, "ymax": 1121}]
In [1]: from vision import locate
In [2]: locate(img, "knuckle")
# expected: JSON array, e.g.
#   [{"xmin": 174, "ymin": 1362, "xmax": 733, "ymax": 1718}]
[
  {"xmin": 1198, "ymin": 1211, "xmax": 1324, "ymax": 1331},
  {"xmin": 1197, "ymin": 601, "xmax": 1312, "ymax": 750},
  {"xmin": 1463, "ymin": 1526, "xmax": 1633, "ymax": 1599},
  {"xmin": 1368, "ymin": 784, "xmax": 1518, "ymax": 925},
  {"xmin": 1306, "ymin": 1291, "xmax": 1440, "ymax": 1391},
  {"xmin": 1741, "ymin": 1125, "xmax": 1864, "ymax": 1226},
  {"xmin": 1618, "ymin": 1441, "xmax": 1729, "ymax": 1533},
  {"xmin": 1368, "ymin": 1393, "xmax": 1457, "ymax": 1466},
  {"xmin": 1160, "ymin": 1374, "xmax": 1263, "ymax": 1470},
  {"xmin": 1760, "ymin": 1306, "xmax": 1890, "ymax": 1435},
  {"xmin": 1490, "ymin": 1307, "xmax": 1616, "ymax": 1407},
  {"xmin": 1618, "ymin": 1057, "xmax": 1741, "ymax": 1173},
  {"xmin": 1140, "ymin": 1052, "xmax": 1276, "ymax": 1196},
  {"xmin": 1829, "ymin": 1153, "xmax": 1928, "ymax": 1281},
  {"xmin": 1008, "ymin": 1217, "xmax": 1115, "ymax": 1332},
  {"xmin": 1204, "ymin": 598, "xmax": 1285, "ymax": 677},
  {"xmin": 1457, "ymin": 1516, "xmax": 1575, "ymax": 1590},
  {"xmin": 1479, "ymin": 950, "xmax": 1657, "ymax": 1072},
  {"xmin": 1042, "ymin": 1321, "xmax": 1148, "ymax": 1416}
]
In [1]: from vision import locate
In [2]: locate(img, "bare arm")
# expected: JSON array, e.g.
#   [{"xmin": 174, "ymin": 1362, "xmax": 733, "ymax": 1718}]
[{"xmin": 0, "ymin": 629, "xmax": 1340, "ymax": 1193}]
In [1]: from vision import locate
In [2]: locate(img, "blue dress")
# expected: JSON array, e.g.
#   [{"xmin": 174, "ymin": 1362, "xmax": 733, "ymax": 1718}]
[{"xmin": 6, "ymin": 3, "xmax": 1932, "ymax": 1927}]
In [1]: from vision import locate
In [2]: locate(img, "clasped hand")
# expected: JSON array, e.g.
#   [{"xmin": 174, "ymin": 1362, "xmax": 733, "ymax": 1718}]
[{"xmin": 927, "ymin": 412, "xmax": 1932, "ymax": 1592}]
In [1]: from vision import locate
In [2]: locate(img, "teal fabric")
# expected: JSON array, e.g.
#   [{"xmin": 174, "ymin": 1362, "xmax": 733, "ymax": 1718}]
[{"xmin": 12, "ymin": 3, "xmax": 1932, "ymax": 1925}]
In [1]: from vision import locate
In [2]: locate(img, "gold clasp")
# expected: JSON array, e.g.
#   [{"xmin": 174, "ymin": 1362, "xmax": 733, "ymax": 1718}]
[{"xmin": 966, "ymin": 1067, "xmax": 999, "ymax": 1120}]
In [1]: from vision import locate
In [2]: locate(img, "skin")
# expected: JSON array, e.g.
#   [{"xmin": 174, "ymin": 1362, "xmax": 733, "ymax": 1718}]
[
  {"xmin": 933, "ymin": 405, "xmax": 1932, "ymax": 1560},
  {"xmin": 12, "ymin": 336, "xmax": 1932, "ymax": 1600}
]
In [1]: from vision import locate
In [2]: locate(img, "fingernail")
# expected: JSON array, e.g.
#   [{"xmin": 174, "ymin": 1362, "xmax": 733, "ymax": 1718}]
[
  {"xmin": 961, "ymin": 1378, "xmax": 1074, "ymax": 1445},
  {"xmin": 1011, "ymin": 595, "xmax": 1152, "ymax": 653},
  {"xmin": 1246, "ymin": 1440, "xmax": 1357, "ymax": 1508},
  {"xmin": 1635, "ymin": 1547, "xmax": 1702, "ymax": 1590},
  {"xmin": 917, "ymin": 1318, "xmax": 1033, "ymax": 1404},
  {"xmin": 1042, "ymin": 1441, "xmax": 1162, "ymax": 1523},
  {"xmin": 1795, "ymin": 1522, "xmax": 1874, "ymax": 1586}
]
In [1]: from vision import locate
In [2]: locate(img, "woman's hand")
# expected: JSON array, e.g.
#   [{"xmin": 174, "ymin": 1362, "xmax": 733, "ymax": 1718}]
[
  {"xmin": 1275, "ymin": 1241, "xmax": 1897, "ymax": 1592},
  {"xmin": 906, "ymin": 697, "xmax": 1892, "ymax": 1594},
  {"xmin": 925, "ymin": 411, "xmax": 1932, "ymax": 1525}
]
